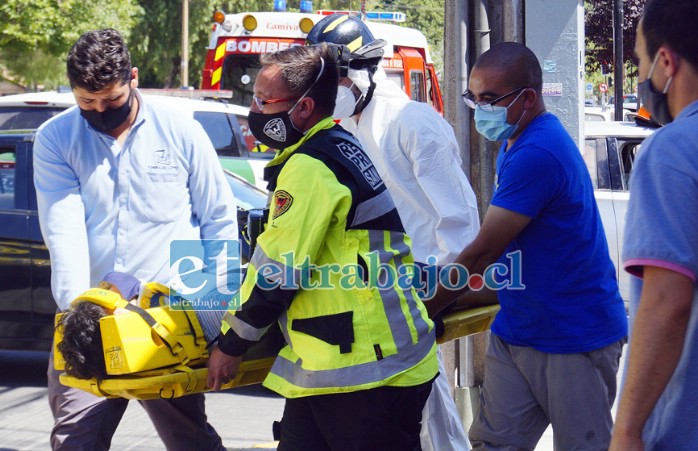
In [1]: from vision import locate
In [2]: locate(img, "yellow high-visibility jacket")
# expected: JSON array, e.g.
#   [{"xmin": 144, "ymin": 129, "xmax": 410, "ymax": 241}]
[{"xmin": 219, "ymin": 117, "xmax": 437, "ymax": 398}]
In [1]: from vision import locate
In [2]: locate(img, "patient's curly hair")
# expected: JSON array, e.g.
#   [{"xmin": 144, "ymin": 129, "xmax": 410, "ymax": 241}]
[{"xmin": 56, "ymin": 302, "xmax": 107, "ymax": 379}]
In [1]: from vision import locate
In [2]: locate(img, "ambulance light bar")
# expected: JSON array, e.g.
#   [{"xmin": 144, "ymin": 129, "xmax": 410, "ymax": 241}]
[{"xmin": 316, "ymin": 10, "xmax": 406, "ymax": 22}]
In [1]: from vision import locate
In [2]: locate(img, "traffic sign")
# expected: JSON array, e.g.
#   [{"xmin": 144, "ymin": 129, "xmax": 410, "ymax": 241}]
[
  {"xmin": 599, "ymin": 83, "xmax": 608, "ymax": 93},
  {"xmin": 586, "ymin": 82, "xmax": 594, "ymax": 94}
]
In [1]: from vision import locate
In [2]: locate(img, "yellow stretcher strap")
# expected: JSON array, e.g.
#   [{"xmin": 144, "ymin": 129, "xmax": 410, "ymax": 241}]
[
  {"xmin": 179, "ymin": 307, "xmax": 208, "ymax": 361},
  {"xmin": 135, "ymin": 282, "xmax": 208, "ymax": 362},
  {"xmin": 121, "ymin": 302, "xmax": 190, "ymax": 364}
]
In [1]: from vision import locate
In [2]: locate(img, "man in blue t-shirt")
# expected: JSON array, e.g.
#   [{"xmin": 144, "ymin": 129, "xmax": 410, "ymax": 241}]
[
  {"xmin": 610, "ymin": 1, "xmax": 698, "ymax": 449},
  {"xmin": 427, "ymin": 42, "xmax": 627, "ymax": 450}
]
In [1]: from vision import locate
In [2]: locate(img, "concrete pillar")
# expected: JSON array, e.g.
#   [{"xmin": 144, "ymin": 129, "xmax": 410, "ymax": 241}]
[
  {"xmin": 525, "ymin": 0, "xmax": 585, "ymax": 146},
  {"xmin": 442, "ymin": 0, "xmax": 471, "ymax": 422}
]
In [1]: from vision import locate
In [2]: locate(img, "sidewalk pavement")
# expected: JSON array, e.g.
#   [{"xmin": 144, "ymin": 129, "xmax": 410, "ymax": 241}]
[
  {"xmin": 0, "ymin": 350, "xmax": 284, "ymax": 450},
  {"xmin": 0, "ymin": 348, "xmax": 624, "ymax": 450}
]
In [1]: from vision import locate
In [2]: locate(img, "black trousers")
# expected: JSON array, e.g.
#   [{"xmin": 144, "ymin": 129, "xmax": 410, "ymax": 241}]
[{"xmin": 277, "ymin": 379, "xmax": 434, "ymax": 451}]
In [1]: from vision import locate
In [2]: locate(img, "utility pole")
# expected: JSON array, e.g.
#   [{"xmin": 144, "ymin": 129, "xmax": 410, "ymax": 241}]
[
  {"xmin": 445, "ymin": 0, "xmax": 523, "ymax": 435},
  {"xmin": 181, "ymin": 0, "xmax": 189, "ymax": 89},
  {"xmin": 443, "ymin": 0, "xmax": 475, "ymax": 433},
  {"xmin": 613, "ymin": 0, "xmax": 624, "ymax": 120}
]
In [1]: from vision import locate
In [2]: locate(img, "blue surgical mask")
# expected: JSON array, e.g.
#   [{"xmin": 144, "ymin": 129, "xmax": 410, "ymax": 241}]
[
  {"xmin": 474, "ymin": 89, "xmax": 527, "ymax": 141},
  {"xmin": 637, "ymin": 52, "xmax": 673, "ymax": 125}
]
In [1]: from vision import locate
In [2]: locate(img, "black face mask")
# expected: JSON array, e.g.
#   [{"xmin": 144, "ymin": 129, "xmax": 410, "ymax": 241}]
[
  {"xmin": 637, "ymin": 52, "xmax": 674, "ymax": 126},
  {"xmin": 249, "ymin": 57, "xmax": 326, "ymax": 150},
  {"xmin": 80, "ymin": 87, "xmax": 133, "ymax": 132},
  {"xmin": 248, "ymin": 108, "xmax": 306, "ymax": 150}
]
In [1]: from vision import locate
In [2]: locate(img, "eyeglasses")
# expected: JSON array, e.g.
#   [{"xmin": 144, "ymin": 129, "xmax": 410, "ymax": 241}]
[
  {"xmin": 253, "ymin": 95, "xmax": 298, "ymax": 111},
  {"xmin": 462, "ymin": 87, "xmax": 527, "ymax": 112}
]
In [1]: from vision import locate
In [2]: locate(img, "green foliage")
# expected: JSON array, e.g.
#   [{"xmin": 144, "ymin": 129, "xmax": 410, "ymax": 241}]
[
  {"xmin": 216, "ymin": 0, "xmax": 274, "ymax": 13},
  {"xmin": 0, "ymin": 0, "xmax": 142, "ymax": 89},
  {"xmin": 366, "ymin": 1, "xmax": 445, "ymax": 73},
  {"xmin": 584, "ymin": 0, "xmax": 645, "ymax": 76},
  {"xmin": 0, "ymin": 0, "xmax": 445, "ymax": 91},
  {"xmin": 128, "ymin": 0, "xmax": 217, "ymax": 88}
]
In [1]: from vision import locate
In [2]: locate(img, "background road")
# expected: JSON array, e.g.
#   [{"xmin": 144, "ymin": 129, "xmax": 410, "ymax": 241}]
[
  {"xmin": 0, "ymin": 350, "xmax": 283, "ymax": 450},
  {"xmin": 0, "ymin": 347, "xmax": 624, "ymax": 450}
]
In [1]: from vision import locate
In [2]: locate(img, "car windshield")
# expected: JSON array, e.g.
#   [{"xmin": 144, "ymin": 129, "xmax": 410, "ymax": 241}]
[
  {"xmin": 193, "ymin": 111, "xmax": 242, "ymax": 156},
  {"xmin": 0, "ymin": 107, "xmax": 66, "ymax": 131},
  {"xmin": 219, "ymin": 54, "xmax": 261, "ymax": 108},
  {"xmin": 224, "ymin": 170, "xmax": 267, "ymax": 210}
]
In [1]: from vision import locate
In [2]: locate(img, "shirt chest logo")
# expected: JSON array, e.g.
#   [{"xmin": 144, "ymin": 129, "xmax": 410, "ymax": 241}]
[{"xmin": 148, "ymin": 149, "xmax": 179, "ymax": 174}]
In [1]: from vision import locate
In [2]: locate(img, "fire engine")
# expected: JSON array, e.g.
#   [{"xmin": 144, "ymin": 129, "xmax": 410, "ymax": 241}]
[{"xmin": 202, "ymin": 10, "xmax": 444, "ymax": 115}]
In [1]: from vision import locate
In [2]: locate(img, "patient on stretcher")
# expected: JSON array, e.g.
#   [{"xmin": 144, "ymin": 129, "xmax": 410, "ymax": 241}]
[
  {"xmin": 55, "ymin": 271, "xmax": 498, "ymax": 400},
  {"xmin": 53, "ymin": 272, "xmax": 284, "ymax": 399},
  {"xmin": 56, "ymin": 272, "xmax": 230, "ymax": 379}
]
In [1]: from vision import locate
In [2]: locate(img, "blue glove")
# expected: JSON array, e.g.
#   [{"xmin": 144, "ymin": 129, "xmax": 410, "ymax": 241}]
[{"xmin": 101, "ymin": 272, "xmax": 141, "ymax": 300}]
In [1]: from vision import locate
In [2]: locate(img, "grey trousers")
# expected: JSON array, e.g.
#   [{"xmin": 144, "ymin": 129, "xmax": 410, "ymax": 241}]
[
  {"xmin": 48, "ymin": 349, "xmax": 224, "ymax": 451},
  {"xmin": 469, "ymin": 334, "xmax": 625, "ymax": 451}
]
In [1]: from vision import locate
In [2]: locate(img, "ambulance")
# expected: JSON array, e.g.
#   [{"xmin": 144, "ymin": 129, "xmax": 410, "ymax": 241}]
[{"xmin": 201, "ymin": 10, "xmax": 445, "ymax": 117}]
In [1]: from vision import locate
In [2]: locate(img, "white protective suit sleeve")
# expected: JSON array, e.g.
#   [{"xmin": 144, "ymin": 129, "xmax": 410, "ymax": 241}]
[{"xmin": 343, "ymin": 67, "xmax": 480, "ymax": 265}]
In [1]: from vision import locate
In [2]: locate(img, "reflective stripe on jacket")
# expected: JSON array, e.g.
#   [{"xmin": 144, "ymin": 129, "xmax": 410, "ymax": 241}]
[{"xmin": 219, "ymin": 117, "xmax": 437, "ymax": 397}]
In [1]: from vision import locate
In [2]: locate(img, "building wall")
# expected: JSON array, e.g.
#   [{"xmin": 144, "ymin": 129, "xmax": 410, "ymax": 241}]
[{"xmin": 525, "ymin": 0, "xmax": 584, "ymax": 146}]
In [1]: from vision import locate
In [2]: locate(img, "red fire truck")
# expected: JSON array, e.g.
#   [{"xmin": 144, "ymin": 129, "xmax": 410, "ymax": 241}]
[{"xmin": 201, "ymin": 10, "xmax": 444, "ymax": 115}]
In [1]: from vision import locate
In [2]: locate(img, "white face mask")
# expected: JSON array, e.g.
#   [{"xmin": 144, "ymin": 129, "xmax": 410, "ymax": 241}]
[{"xmin": 333, "ymin": 84, "xmax": 360, "ymax": 118}]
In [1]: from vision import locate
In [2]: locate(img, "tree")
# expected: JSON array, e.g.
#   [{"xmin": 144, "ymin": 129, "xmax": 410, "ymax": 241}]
[
  {"xmin": 0, "ymin": 0, "xmax": 142, "ymax": 90},
  {"xmin": 585, "ymin": 0, "xmax": 646, "ymax": 76},
  {"xmin": 1, "ymin": 0, "xmax": 446, "ymax": 91},
  {"xmin": 128, "ymin": 0, "xmax": 219, "ymax": 88},
  {"xmin": 389, "ymin": 0, "xmax": 445, "ymax": 73}
]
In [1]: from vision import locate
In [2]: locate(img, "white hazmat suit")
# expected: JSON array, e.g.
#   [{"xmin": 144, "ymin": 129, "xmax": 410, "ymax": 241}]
[{"xmin": 340, "ymin": 66, "xmax": 480, "ymax": 451}]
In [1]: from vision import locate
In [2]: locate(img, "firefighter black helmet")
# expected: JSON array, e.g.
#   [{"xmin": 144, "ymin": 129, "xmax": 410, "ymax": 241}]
[{"xmin": 306, "ymin": 14, "xmax": 386, "ymax": 73}]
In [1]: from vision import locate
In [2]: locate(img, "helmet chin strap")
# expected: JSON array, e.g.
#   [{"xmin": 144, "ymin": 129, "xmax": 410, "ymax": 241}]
[{"xmin": 354, "ymin": 69, "xmax": 377, "ymax": 115}]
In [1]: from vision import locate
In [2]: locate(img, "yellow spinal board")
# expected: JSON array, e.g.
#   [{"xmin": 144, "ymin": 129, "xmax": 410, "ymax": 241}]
[{"xmin": 56, "ymin": 286, "xmax": 498, "ymax": 400}]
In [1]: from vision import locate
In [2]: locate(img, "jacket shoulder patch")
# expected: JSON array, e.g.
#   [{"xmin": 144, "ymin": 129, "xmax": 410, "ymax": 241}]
[{"xmin": 273, "ymin": 190, "xmax": 293, "ymax": 219}]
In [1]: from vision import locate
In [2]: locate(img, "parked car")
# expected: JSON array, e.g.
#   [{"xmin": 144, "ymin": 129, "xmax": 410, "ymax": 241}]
[
  {"xmin": 0, "ymin": 91, "xmax": 271, "ymax": 189},
  {"xmin": 584, "ymin": 106, "xmax": 635, "ymax": 122},
  {"xmin": 0, "ymin": 130, "xmax": 267, "ymax": 351},
  {"xmin": 0, "ymin": 91, "xmax": 72, "ymax": 131},
  {"xmin": 608, "ymin": 94, "xmax": 639, "ymax": 112},
  {"xmin": 583, "ymin": 120, "xmax": 658, "ymax": 303}
]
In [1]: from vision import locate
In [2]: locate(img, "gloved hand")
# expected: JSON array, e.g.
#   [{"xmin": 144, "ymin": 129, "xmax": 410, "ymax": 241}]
[{"xmin": 101, "ymin": 272, "xmax": 141, "ymax": 301}]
